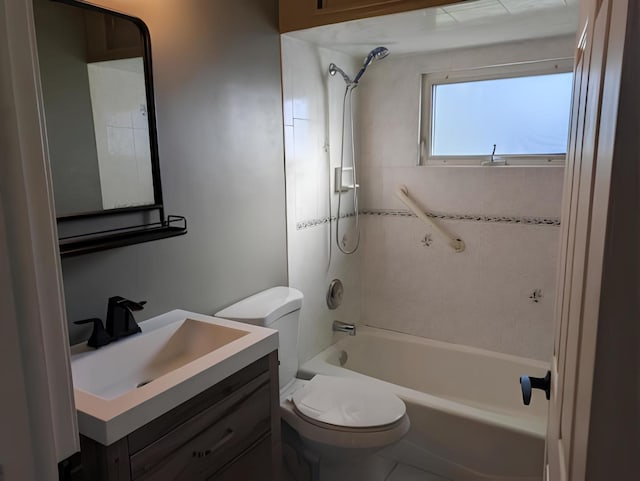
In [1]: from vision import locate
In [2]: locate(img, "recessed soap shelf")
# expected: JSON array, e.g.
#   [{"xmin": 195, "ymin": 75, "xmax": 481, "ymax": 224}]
[{"xmin": 335, "ymin": 166, "xmax": 359, "ymax": 193}]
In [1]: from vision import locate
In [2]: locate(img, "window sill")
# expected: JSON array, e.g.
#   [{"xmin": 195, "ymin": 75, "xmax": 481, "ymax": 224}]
[{"xmin": 423, "ymin": 157, "xmax": 565, "ymax": 167}]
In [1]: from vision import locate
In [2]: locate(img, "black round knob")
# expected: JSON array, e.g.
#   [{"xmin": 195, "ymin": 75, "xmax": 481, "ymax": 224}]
[{"xmin": 519, "ymin": 371, "xmax": 551, "ymax": 406}]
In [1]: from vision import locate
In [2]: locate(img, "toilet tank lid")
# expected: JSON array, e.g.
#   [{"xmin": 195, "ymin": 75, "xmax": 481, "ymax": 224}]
[{"xmin": 215, "ymin": 286, "xmax": 303, "ymax": 326}]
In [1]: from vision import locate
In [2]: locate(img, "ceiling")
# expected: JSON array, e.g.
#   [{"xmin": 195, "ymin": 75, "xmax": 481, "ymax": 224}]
[{"xmin": 286, "ymin": 0, "xmax": 579, "ymax": 57}]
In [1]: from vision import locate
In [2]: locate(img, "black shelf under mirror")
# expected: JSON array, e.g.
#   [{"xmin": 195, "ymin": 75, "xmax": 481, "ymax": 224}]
[{"xmin": 59, "ymin": 215, "xmax": 187, "ymax": 257}]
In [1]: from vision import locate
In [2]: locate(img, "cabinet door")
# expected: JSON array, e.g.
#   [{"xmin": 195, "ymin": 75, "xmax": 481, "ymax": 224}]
[
  {"xmin": 321, "ymin": 0, "xmax": 402, "ymax": 10},
  {"xmin": 83, "ymin": 9, "xmax": 145, "ymax": 63},
  {"xmin": 280, "ymin": 0, "xmax": 459, "ymax": 32}
]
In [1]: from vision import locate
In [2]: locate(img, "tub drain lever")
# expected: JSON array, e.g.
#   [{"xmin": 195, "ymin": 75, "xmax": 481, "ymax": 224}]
[{"xmin": 519, "ymin": 371, "xmax": 551, "ymax": 405}]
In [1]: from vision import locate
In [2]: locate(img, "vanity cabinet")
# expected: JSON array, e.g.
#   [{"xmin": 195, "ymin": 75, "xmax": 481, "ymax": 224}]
[
  {"xmin": 80, "ymin": 353, "xmax": 281, "ymax": 481},
  {"xmin": 279, "ymin": 0, "xmax": 459, "ymax": 32},
  {"xmin": 83, "ymin": 10, "xmax": 144, "ymax": 63}
]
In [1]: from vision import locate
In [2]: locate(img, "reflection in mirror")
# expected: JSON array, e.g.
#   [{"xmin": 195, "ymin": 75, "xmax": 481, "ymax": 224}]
[
  {"xmin": 34, "ymin": 0, "xmax": 157, "ymax": 217},
  {"xmin": 87, "ymin": 57, "xmax": 154, "ymax": 211}
]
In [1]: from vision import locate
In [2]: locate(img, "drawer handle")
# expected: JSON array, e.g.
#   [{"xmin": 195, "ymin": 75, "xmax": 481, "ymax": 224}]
[{"xmin": 192, "ymin": 429, "xmax": 235, "ymax": 458}]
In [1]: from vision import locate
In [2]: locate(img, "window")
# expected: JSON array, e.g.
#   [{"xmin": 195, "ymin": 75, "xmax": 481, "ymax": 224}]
[{"xmin": 420, "ymin": 59, "xmax": 574, "ymax": 165}]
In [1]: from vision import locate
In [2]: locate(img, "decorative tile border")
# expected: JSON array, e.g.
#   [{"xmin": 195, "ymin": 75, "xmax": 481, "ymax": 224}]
[
  {"xmin": 296, "ymin": 212, "xmax": 356, "ymax": 230},
  {"xmin": 296, "ymin": 209, "xmax": 560, "ymax": 231},
  {"xmin": 361, "ymin": 209, "xmax": 562, "ymax": 226}
]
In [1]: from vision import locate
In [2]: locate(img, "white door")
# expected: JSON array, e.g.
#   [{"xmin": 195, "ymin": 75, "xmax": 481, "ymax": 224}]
[{"xmin": 543, "ymin": 0, "xmax": 629, "ymax": 479}]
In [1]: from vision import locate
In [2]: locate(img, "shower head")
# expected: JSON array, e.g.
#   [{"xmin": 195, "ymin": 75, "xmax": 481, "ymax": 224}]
[
  {"xmin": 353, "ymin": 46, "xmax": 389, "ymax": 84},
  {"xmin": 329, "ymin": 63, "xmax": 353, "ymax": 84},
  {"xmin": 329, "ymin": 46, "xmax": 389, "ymax": 86}
]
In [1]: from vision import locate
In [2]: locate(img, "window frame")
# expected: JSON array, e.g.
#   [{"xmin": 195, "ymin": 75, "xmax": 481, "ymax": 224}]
[{"xmin": 419, "ymin": 58, "xmax": 575, "ymax": 166}]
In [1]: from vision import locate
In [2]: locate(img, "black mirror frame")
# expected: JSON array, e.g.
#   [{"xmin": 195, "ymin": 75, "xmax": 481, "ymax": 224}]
[{"xmin": 46, "ymin": 0, "xmax": 187, "ymax": 256}]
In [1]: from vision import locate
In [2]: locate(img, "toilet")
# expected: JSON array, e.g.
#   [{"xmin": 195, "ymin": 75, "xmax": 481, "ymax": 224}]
[{"xmin": 215, "ymin": 286, "xmax": 410, "ymax": 466}]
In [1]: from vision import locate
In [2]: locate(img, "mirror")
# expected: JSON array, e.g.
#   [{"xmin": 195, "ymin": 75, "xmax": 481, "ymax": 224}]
[
  {"xmin": 34, "ymin": 0, "xmax": 160, "ymax": 218},
  {"xmin": 33, "ymin": 0, "xmax": 186, "ymax": 257}
]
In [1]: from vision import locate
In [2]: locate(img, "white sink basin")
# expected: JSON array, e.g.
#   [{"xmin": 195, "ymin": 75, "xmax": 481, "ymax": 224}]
[
  {"xmin": 71, "ymin": 310, "xmax": 278, "ymax": 445},
  {"xmin": 72, "ymin": 318, "xmax": 249, "ymax": 400}
]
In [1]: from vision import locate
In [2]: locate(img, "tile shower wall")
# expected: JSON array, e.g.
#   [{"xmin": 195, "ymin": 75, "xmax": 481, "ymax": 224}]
[
  {"xmin": 86, "ymin": 58, "xmax": 155, "ymax": 210},
  {"xmin": 356, "ymin": 35, "xmax": 575, "ymax": 361},
  {"xmin": 281, "ymin": 36, "xmax": 361, "ymax": 363}
]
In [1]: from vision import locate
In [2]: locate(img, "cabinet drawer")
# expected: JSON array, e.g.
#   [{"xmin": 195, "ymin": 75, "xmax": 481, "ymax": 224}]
[
  {"xmin": 209, "ymin": 435, "xmax": 272, "ymax": 481},
  {"xmin": 131, "ymin": 373, "xmax": 271, "ymax": 480},
  {"xmin": 128, "ymin": 356, "xmax": 269, "ymax": 455}
]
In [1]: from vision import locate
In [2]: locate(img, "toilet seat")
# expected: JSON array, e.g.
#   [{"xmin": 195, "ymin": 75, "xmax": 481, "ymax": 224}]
[
  {"xmin": 291, "ymin": 375, "xmax": 406, "ymax": 429},
  {"xmin": 280, "ymin": 375, "xmax": 411, "ymax": 451},
  {"xmin": 293, "ymin": 406, "xmax": 408, "ymax": 433}
]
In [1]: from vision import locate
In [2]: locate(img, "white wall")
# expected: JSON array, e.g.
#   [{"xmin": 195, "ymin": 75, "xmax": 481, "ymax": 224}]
[
  {"xmin": 356, "ymin": 35, "xmax": 574, "ymax": 360},
  {"xmin": 281, "ymin": 35, "xmax": 361, "ymax": 363}
]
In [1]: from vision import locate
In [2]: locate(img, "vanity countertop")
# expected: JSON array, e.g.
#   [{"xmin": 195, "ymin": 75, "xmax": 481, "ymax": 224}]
[{"xmin": 70, "ymin": 309, "xmax": 278, "ymax": 445}]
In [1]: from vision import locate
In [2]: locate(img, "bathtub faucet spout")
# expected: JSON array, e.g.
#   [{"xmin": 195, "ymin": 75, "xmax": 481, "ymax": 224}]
[{"xmin": 333, "ymin": 320, "xmax": 356, "ymax": 336}]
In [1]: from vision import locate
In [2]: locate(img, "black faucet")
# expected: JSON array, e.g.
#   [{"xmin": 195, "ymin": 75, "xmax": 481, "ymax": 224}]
[
  {"xmin": 74, "ymin": 296, "xmax": 146, "ymax": 348},
  {"xmin": 106, "ymin": 296, "xmax": 146, "ymax": 340},
  {"xmin": 73, "ymin": 317, "xmax": 112, "ymax": 348}
]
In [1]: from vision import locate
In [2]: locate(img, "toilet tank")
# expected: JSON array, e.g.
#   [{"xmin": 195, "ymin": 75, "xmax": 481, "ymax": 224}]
[{"xmin": 215, "ymin": 287, "xmax": 303, "ymax": 389}]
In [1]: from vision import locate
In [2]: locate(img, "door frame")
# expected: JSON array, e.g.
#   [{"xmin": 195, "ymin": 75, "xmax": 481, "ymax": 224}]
[
  {"xmin": 546, "ymin": 0, "xmax": 634, "ymax": 479},
  {"xmin": 0, "ymin": 0, "xmax": 79, "ymax": 478}
]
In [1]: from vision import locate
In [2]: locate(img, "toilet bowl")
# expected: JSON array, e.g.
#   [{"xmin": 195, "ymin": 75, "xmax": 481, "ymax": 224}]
[
  {"xmin": 281, "ymin": 376, "xmax": 410, "ymax": 463},
  {"xmin": 215, "ymin": 287, "xmax": 410, "ymax": 465}
]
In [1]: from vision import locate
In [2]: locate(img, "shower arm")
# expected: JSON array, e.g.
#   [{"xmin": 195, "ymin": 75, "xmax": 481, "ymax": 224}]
[
  {"xmin": 329, "ymin": 63, "xmax": 353, "ymax": 85},
  {"xmin": 395, "ymin": 185, "xmax": 465, "ymax": 253}
]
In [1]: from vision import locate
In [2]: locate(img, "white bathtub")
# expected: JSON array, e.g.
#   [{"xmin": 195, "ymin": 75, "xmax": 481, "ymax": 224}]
[{"xmin": 299, "ymin": 326, "xmax": 549, "ymax": 481}]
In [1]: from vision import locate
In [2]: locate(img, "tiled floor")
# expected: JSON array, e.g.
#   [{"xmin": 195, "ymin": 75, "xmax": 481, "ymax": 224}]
[
  {"xmin": 282, "ymin": 434, "xmax": 451, "ymax": 481},
  {"xmin": 386, "ymin": 463, "xmax": 450, "ymax": 481}
]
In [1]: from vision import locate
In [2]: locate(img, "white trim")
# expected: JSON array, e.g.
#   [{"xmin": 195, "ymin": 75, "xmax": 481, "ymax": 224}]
[
  {"xmin": 0, "ymin": 0, "xmax": 79, "ymax": 474},
  {"xmin": 419, "ymin": 58, "xmax": 574, "ymax": 166}
]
